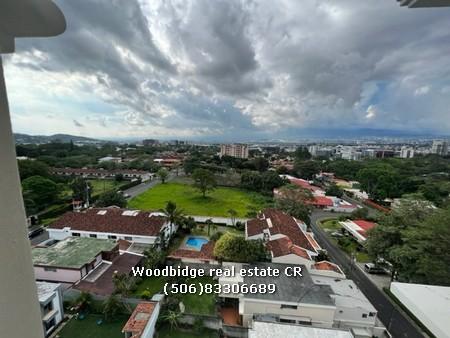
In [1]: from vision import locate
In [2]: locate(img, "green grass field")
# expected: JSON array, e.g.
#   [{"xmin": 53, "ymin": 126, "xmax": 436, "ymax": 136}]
[
  {"xmin": 128, "ymin": 183, "xmax": 269, "ymax": 217},
  {"xmin": 58, "ymin": 314, "xmax": 128, "ymax": 338}
]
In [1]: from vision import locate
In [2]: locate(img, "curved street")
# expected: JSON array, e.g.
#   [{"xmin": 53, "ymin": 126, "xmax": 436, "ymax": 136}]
[{"xmin": 310, "ymin": 211, "xmax": 425, "ymax": 338}]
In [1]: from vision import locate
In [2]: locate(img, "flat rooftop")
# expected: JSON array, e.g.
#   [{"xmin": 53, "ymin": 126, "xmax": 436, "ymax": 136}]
[
  {"xmin": 36, "ymin": 281, "xmax": 60, "ymax": 303},
  {"xmin": 242, "ymin": 263, "xmax": 334, "ymax": 306},
  {"xmin": 391, "ymin": 282, "xmax": 450, "ymax": 338},
  {"xmin": 32, "ymin": 237, "xmax": 117, "ymax": 269},
  {"xmin": 249, "ymin": 321, "xmax": 354, "ymax": 338}
]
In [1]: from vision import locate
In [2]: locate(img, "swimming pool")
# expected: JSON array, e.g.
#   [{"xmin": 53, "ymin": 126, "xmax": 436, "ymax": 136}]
[{"xmin": 185, "ymin": 236, "xmax": 209, "ymax": 251}]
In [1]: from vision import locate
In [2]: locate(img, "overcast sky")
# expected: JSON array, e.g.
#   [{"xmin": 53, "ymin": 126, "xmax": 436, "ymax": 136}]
[{"xmin": 4, "ymin": 0, "xmax": 450, "ymax": 140}]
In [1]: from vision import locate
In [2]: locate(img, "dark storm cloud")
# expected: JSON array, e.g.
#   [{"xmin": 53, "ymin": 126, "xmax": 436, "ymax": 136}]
[{"xmin": 6, "ymin": 0, "xmax": 450, "ymax": 138}]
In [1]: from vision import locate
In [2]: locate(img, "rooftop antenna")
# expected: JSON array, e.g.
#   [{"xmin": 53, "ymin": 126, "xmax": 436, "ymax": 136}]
[{"xmin": 0, "ymin": 1, "xmax": 65, "ymax": 338}]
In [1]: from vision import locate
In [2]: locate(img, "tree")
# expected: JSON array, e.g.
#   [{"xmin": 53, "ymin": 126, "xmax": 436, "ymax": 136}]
[
  {"xmin": 143, "ymin": 249, "xmax": 165, "ymax": 269},
  {"xmin": 18, "ymin": 160, "xmax": 50, "ymax": 180},
  {"xmin": 114, "ymin": 173, "xmax": 124, "ymax": 182},
  {"xmin": 275, "ymin": 185, "xmax": 314, "ymax": 224},
  {"xmin": 325, "ymin": 183, "xmax": 343, "ymax": 198},
  {"xmin": 205, "ymin": 218, "xmax": 214, "ymax": 236},
  {"xmin": 181, "ymin": 216, "xmax": 196, "ymax": 233},
  {"xmin": 240, "ymin": 170, "xmax": 286, "ymax": 193},
  {"xmin": 213, "ymin": 233, "xmax": 268, "ymax": 262},
  {"xmin": 71, "ymin": 177, "xmax": 92, "ymax": 203},
  {"xmin": 366, "ymin": 202, "xmax": 450, "ymax": 285},
  {"xmin": 75, "ymin": 292, "xmax": 92, "ymax": 313},
  {"xmin": 22, "ymin": 175, "xmax": 60, "ymax": 207},
  {"xmin": 102, "ymin": 295, "xmax": 123, "ymax": 321},
  {"xmin": 163, "ymin": 310, "xmax": 182, "ymax": 330},
  {"xmin": 112, "ymin": 272, "xmax": 137, "ymax": 298},
  {"xmin": 295, "ymin": 160, "xmax": 321, "ymax": 180},
  {"xmin": 251, "ymin": 157, "xmax": 269, "ymax": 172},
  {"xmin": 357, "ymin": 165, "xmax": 401, "ymax": 201},
  {"xmin": 160, "ymin": 201, "xmax": 184, "ymax": 236},
  {"xmin": 350, "ymin": 207, "xmax": 369, "ymax": 220},
  {"xmin": 157, "ymin": 168, "xmax": 169, "ymax": 183},
  {"xmin": 192, "ymin": 168, "xmax": 217, "ymax": 197},
  {"xmin": 228, "ymin": 209, "xmax": 238, "ymax": 226},
  {"xmin": 96, "ymin": 190, "xmax": 127, "ymax": 208},
  {"xmin": 294, "ymin": 147, "xmax": 312, "ymax": 161}
]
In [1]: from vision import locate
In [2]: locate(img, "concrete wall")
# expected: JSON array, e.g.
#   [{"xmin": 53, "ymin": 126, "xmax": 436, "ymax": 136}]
[
  {"xmin": 241, "ymin": 299, "xmax": 335, "ymax": 328},
  {"xmin": 141, "ymin": 302, "xmax": 160, "ymax": 338},
  {"xmin": 272, "ymin": 254, "xmax": 312, "ymax": 267},
  {"xmin": 34, "ymin": 266, "xmax": 81, "ymax": 284},
  {"xmin": 48, "ymin": 228, "xmax": 157, "ymax": 244}
]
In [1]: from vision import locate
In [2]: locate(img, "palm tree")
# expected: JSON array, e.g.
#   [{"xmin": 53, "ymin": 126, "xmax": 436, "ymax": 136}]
[
  {"xmin": 163, "ymin": 310, "xmax": 182, "ymax": 330},
  {"xmin": 205, "ymin": 218, "xmax": 213, "ymax": 236},
  {"xmin": 102, "ymin": 295, "xmax": 123, "ymax": 321},
  {"xmin": 228, "ymin": 209, "xmax": 238, "ymax": 226},
  {"xmin": 160, "ymin": 201, "xmax": 184, "ymax": 237}
]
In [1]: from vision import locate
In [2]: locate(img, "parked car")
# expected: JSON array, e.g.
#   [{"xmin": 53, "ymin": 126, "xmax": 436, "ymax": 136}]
[
  {"xmin": 364, "ymin": 263, "xmax": 386, "ymax": 274},
  {"xmin": 28, "ymin": 227, "xmax": 44, "ymax": 239},
  {"xmin": 331, "ymin": 231, "xmax": 344, "ymax": 238}
]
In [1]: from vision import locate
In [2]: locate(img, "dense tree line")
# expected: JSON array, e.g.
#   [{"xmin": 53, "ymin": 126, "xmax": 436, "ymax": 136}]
[{"xmin": 366, "ymin": 202, "xmax": 450, "ymax": 286}]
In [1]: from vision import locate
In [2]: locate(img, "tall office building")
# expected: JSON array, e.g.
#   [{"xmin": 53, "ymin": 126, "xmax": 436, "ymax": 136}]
[
  {"xmin": 431, "ymin": 140, "xmax": 448, "ymax": 156},
  {"xmin": 220, "ymin": 144, "xmax": 249, "ymax": 159},
  {"xmin": 400, "ymin": 146, "xmax": 415, "ymax": 158}
]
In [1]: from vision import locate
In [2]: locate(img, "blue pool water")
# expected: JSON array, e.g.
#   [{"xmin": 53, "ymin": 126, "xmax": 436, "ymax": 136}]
[{"xmin": 186, "ymin": 236, "xmax": 209, "ymax": 250}]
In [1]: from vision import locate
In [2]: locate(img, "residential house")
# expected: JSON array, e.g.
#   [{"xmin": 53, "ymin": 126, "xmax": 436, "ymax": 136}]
[
  {"xmin": 246, "ymin": 208, "xmax": 320, "ymax": 263},
  {"xmin": 47, "ymin": 207, "xmax": 176, "ymax": 246},
  {"xmin": 122, "ymin": 302, "xmax": 160, "ymax": 338},
  {"xmin": 32, "ymin": 237, "xmax": 118, "ymax": 285},
  {"xmin": 339, "ymin": 220, "xmax": 377, "ymax": 244},
  {"xmin": 249, "ymin": 321, "xmax": 354, "ymax": 338},
  {"xmin": 36, "ymin": 282, "xmax": 64, "ymax": 337},
  {"xmin": 51, "ymin": 168, "xmax": 153, "ymax": 182},
  {"xmin": 219, "ymin": 262, "xmax": 383, "ymax": 337}
]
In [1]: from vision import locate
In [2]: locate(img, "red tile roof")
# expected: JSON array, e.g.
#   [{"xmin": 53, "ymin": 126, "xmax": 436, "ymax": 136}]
[
  {"xmin": 311, "ymin": 196, "xmax": 334, "ymax": 207},
  {"xmin": 353, "ymin": 219, "xmax": 377, "ymax": 236},
  {"xmin": 266, "ymin": 237, "xmax": 311, "ymax": 260},
  {"xmin": 48, "ymin": 208, "xmax": 166, "ymax": 237},
  {"xmin": 312, "ymin": 261, "xmax": 344, "ymax": 275},
  {"xmin": 169, "ymin": 241, "xmax": 216, "ymax": 261},
  {"xmin": 122, "ymin": 302, "xmax": 157, "ymax": 337},
  {"xmin": 246, "ymin": 209, "xmax": 318, "ymax": 253},
  {"xmin": 289, "ymin": 178, "xmax": 322, "ymax": 192}
]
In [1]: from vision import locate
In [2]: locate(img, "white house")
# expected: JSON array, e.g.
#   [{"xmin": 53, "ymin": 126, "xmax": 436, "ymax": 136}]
[
  {"xmin": 122, "ymin": 302, "xmax": 160, "ymax": 338},
  {"xmin": 339, "ymin": 220, "xmax": 377, "ymax": 244},
  {"xmin": 36, "ymin": 282, "xmax": 64, "ymax": 337},
  {"xmin": 32, "ymin": 237, "xmax": 118, "ymax": 285},
  {"xmin": 47, "ymin": 208, "xmax": 176, "ymax": 246},
  {"xmin": 249, "ymin": 321, "xmax": 354, "ymax": 338},
  {"xmin": 219, "ymin": 262, "xmax": 384, "ymax": 337}
]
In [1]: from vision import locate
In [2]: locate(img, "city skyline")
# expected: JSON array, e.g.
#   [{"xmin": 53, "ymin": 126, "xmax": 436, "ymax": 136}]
[{"xmin": 4, "ymin": 0, "xmax": 450, "ymax": 140}]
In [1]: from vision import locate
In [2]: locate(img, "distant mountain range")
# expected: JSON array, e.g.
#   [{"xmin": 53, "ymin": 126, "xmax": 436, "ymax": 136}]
[{"xmin": 14, "ymin": 133, "xmax": 107, "ymax": 144}]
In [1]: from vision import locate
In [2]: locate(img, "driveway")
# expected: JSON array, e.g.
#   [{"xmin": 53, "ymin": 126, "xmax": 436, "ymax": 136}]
[
  {"xmin": 123, "ymin": 171, "xmax": 179, "ymax": 199},
  {"xmin": 310, "ymin": 210, "xmax": 425, "ymax": 338}
]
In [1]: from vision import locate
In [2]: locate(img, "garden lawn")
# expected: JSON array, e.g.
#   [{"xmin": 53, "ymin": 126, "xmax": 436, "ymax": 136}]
[
  {"xmin": 158, "ymin": 326, "xmax": 219, "ymax": 338},
  {"xmin": 88, "ymin": 179, "xmax": 123, "ymax": 196},
  {"xmin": 320, "ymin": 219, "xmax": 342, "ymax": 232},
  {"xmin": 58, "ymin": 314, "xmax": 128, "ymax": 338},
  {"xmin": 133, "ymin": 276, "xmax": 168, "ymax": 298},
  {"xmin": 180, "ymin": 277, "xmax": 217, "ymax": 315},
  {"xmin": 128, "ymin": 183, "xmax": 269, "ymax": 217}
]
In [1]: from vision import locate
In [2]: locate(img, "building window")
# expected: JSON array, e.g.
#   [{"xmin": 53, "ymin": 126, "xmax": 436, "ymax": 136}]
[
  {"xmin": 72, "ymin": 232, "xmax": 80, "ymax": 237},
  {"xmin": 89, "ymin": 234, "xmax": 97, "ymax": 238},
  {"xmin": 279, "ymin": 318, "xmax": 296, "ymax": 324},
  {"xmin": 43, "ymin": 301, "xmax": 53, "ymax": 314},
  {"xmin": 369, "ymin": 312, "xmax": 376, "ymax": 317},
  {"xmin": 44, "ymin": 267, "xmax": 57, "ymax": 272},
  {"xmin": 281, "ymin": 304, "xmax": 298, "ymax": 310},
  {"xmin": 124, "ymin": 236, "xmax": 132, "ymax": 241},
  {"xmin": 108, "ymin": 235, "xmax": 117, "ymax": 240},
  {"xmin": 44, "ymin": 318, "xmax": 56, "ymax": 332},
  {"xmin": 362, "ymin": 314, "xmax": 368, "ymax": 318}
]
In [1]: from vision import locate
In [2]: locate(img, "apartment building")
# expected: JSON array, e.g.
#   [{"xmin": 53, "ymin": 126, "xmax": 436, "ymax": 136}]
[
  {"xmin": 220, "ymin": 143, "xmax": 249, "ymax": 159},
  {"xmin": 36, "ymin": 282, "xmax": 64, "ymax": 337}
]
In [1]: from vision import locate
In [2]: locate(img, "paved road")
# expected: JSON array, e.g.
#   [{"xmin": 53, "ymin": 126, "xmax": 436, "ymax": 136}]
[
  {"xmin": 310, "ymin": 211, "xmax": 424, "ymax": 338},
  {"xmin": 123, "ymin": 171, "xmax": 179, "ymax": 199}
]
